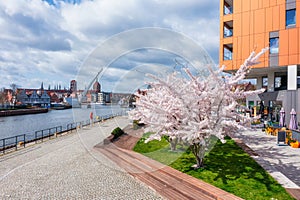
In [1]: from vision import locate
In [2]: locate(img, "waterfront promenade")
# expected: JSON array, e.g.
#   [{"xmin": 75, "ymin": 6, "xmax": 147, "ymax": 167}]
[
  {"xmin": 1, "ymin": 116, "xmax": 300, "ymax": 199},
  {"xmin": 0, "ymin": 116, "xmax": 163, "ymax": 199}
]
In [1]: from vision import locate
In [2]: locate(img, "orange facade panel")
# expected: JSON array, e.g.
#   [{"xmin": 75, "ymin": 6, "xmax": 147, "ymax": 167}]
[
  {"xmin": 234, "ymin": 13, "xmax": 242, "ymax": 36},
  {"xmin": 242, "ymin": 36, "xmax": 250, "ymax": 60},
  {"xmin": 270, "ymin": 0, "xmax": 276, "ymax": 7},
  {"xmin": 223, "ymin": 14, "xmax": 233, "ymax": 22},
  {"xmin": 254, "ymin": 9, "xmax": 265, "ymax": 34},
  {"xmin": 289, "ymin": 29, "xmax": 298, "ymax": 55},
  {"xmin": 279, "ymin": 4, "xmax": 286, "ymax": 30},
  {"xmin": 242, "ymin": 0, "xmax": 250, "ymax": 12},
  {"xmin": 251, "ymin": 0, "xmax": 259, "ymax": 10},
  {"xmin": 299, "ymin": 30, "xmax": 300, "ymax": 63},
  {"xmin": 280, "ymin": 30, "xmax": 289, "ymax": 56},
  {"xmin": 277, "ymin": 0, "xmax": 285, "ymax": 6},
  {"xmin": 223, "ymin": 60, "xmax": 233, "ymax": 71},
  {"xmin": 272, "ymin": 6, "xmax": 280, "ymax": 30},
  {"xmin": 236, "ymin": 37, "xmax": 242, "ymax": 61},
  {"xmin": 258, "ymin": 0, "xmax": 264, "ymax": 9},
  {"xmin": 249, "ymin": 11, "xmax": 254, "ymax": 35},
  {"xmin": 262, "ymin": 0, "xmax": 270, "ymax": 8},
  {"xmin": 223, "ymin": 37, "xmax": 233, "ymax": 44},
  {"xmin": 233, "ymin": 37, "xmax": 238, "ymax": 60},
  {"xmin": 265, "ymin": 7, "xmax": 273, "ymax": 33},
  {"xmin": 253, "ymin": 33, "xmax": 266, "ymax": 68},
  {"xmin": 279, "ymin": 30, "xmax": 289, "ymax": 66},
  {"xmin": 242, "ymin": 11, "xmax": 250, "ymax": 36},
  {"xmin": 234, "ymin": 0, "xmax": 242, "ymax": 13},
  {"xmin": 297, "ymin": 1, "xmax": 300, "ymax": 28},
  {"xmin": 280, "ymin": 55, "xmax": 289, "ymax": 66},
  {"xmin": 289, "ymin": 54, "xmax": 298, "ymax": 64}
]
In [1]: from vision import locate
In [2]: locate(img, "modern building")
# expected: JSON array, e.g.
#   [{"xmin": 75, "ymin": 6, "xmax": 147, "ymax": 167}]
[{"xmin": 220, "ymin": 0, "xmax": 300, "ymax": 124}]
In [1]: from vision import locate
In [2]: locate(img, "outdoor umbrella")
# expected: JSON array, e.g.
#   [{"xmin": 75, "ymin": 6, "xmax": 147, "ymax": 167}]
[
  {"xmin": 279, "ymin": 107, "xmax": 285, "ymax": 127},
  {"xmin": 289, "ymin": 108, "xmax": 298, "ymax": 130}
]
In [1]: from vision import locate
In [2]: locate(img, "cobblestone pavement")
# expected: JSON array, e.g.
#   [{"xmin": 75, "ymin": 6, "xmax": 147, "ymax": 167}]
[
  {"xmin": 0, "ymin": 116, "xmax": 163, "ymax": 200},
  {"xmin": 236, "ymin": 129, "xmax": 300, "ymax": 188}
]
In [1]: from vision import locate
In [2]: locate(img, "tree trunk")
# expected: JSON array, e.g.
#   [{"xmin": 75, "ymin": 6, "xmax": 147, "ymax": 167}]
[
  {"xmin": 170, "ymin": 137, "xmax": 178, "ymax": 151},
  {"xmin": 190, "ymin": 143, "xmax": 205, "ymax": 168},
  {"xmin": 195, "ymin": 155, "xmax": 204, "ymax": 168}
]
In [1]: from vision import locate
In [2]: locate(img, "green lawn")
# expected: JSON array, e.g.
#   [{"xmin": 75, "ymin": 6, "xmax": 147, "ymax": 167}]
[{"xmin": 134, "ymin": 133, "xmax": 294, "ymax": 200}]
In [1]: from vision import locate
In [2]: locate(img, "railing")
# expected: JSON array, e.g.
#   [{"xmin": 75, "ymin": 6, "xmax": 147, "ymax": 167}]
[
  {"xmin": 35, "ymin": 126, "xmax": 63, "ymax": 143},
  {"xmin": 0, "ymin": 110, "xmax": 128, "ymax": 154},
  {"xmin": 0, "ymin": 134, "xmax": 26, "ymax": 154}
]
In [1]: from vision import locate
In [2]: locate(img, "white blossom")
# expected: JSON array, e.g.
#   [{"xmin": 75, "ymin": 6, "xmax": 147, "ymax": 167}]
[{"xmin": 128, "ymin": 49, "xmax": 266, "ymax": 168}]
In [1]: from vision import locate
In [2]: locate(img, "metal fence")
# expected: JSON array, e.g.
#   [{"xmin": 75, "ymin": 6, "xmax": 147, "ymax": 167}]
[
  {"xmin": 35, "ymin": 126, "xmax": 63, "ymax": 143},
  {"xmin": 0, "ymin": 111, "xmax": 128, "ymax": 154},
  {"xmin": 0, "ymin": 134, "xmax": 26, "ymax": 154}
]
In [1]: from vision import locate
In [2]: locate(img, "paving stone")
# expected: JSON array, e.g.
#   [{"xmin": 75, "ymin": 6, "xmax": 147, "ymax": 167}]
[{"xmin": 0, "ymin": 116, "xmax": 163, "ymax": 199}]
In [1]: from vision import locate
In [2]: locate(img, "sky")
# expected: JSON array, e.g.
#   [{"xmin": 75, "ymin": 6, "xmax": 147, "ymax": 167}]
[{"xmin": 0, "ymin": 0, "xmax": 220, "ymax": 93}]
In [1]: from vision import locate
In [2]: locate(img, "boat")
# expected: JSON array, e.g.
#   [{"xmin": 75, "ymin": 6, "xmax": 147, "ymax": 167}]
[{"xmin": 50, "ymin": 103, "xmax": 72, "ymax": 110}]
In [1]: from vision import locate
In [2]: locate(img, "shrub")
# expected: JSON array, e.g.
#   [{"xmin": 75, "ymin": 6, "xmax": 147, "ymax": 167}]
[{"xmin": 111, "ymin": 127, "xmax": 125, "ymax": 139}]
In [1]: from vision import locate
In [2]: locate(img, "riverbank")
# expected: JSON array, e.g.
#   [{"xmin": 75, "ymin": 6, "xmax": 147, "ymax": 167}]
[{"xmin": 0, "ymin": 108, "xmax": 48, "ymax": 117}]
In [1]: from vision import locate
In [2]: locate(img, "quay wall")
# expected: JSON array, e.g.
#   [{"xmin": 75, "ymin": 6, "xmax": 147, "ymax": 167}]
[{"xmin": 0, "ymin": 108, "xmax": 48, "ymax": 117}]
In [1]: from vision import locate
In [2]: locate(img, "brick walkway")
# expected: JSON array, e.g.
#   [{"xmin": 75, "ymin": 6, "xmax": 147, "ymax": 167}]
[{"xmin": 95, "ymin": 127, "xmax": 243, "ymax": 200}]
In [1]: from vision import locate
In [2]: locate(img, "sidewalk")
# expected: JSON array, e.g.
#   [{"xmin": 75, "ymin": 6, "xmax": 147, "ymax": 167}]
[
  {"xmin": 0, "ymin": 116, "xmax": 163, "ymax": 199},
  {"xmin": 234, "ymin": 129, "xmax": 300, "ymax": 199}
]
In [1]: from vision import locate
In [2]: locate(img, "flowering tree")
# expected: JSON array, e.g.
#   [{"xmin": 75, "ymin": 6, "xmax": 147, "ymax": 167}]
[{"xmin": 129, "ymin": 48, "xmax": 267, "ymax": 168}]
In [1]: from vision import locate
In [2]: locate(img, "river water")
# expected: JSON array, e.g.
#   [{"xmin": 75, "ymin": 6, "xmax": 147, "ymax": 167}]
[{"xmin": 0, "ymin": 104, "xmax": 130, "ymax": 140}]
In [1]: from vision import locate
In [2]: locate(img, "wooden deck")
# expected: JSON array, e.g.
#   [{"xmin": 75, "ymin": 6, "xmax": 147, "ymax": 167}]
[
  {"xmin": 286, "ymin": 188, "xmax": 300, "ymax": 200},
  {"xmin": 95, "ymin": 142, "xmax": 243, "ymax": 200}
]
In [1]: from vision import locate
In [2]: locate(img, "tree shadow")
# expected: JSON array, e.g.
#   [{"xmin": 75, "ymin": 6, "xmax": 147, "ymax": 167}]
[{"xmin": 204, "ymin": 140, "xmax": 279, "ymax": 191}]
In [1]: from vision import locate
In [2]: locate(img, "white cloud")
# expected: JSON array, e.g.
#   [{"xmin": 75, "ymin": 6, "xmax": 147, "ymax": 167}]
[{"xmin": 0, "ymin": 0, "xmax": 219, "ymax": 92}]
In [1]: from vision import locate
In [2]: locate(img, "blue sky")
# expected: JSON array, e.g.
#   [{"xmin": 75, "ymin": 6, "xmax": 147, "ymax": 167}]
[{"xmin": 0, "ymin": 0, "xmax": 219, "ymax": 93}]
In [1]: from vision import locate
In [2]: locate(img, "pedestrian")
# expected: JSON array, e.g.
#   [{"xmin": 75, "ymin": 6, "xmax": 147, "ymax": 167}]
[{"xmin": 90, "ymin": 112, "xmax": 93, "ymax": 126}]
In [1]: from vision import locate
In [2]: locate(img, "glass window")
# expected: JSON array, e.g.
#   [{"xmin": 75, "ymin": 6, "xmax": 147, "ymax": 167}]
[
  {"xmin": 224, "ymin": 0, "xmax": 233, "ymax": 15},
  {"xmin": 286, "ymin": 9, "xmax": 296, "ymax": 27},
  {"xmin": 224, "ymin": 26, "xmax": 233, "ymax": 37},
  {"xmin": 275, "ymin": 77, "xmax": 281, "ymax": 88},
  {"xmin": 263, "ymin": 77, "xmax": 268, "ymax": 87},
  {"xmin": 224, "ymin": 21, "xmax": 233, "ymax": 38},
  {"xmin": 224, "ymin": 5, "xmax": 232, "ymax": 15},
  {"xmin": 223, "ymin": 45, "xmax": 232, "ymax": 60},
  {"xmin": 269, "ymin": 37, "xmax": 279, "ymax": 54}
]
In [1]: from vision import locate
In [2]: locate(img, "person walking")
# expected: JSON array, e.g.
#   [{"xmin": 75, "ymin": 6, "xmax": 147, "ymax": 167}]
[{"xmin": 90, "ymin": 112, "xmax": 93, "ymax": 126}]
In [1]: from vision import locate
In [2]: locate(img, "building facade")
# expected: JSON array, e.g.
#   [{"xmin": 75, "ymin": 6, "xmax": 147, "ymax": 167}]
[
  {"xmin": 17, "ymin": 90, "xmax": 50, "ymax": 107},
  {"xmin": 70, "ymin": 80, "xmax": 77, "ymax": 93},
  {"xmin": 220, "ymin": 0, "xmax": 300, "ymax": 123}
]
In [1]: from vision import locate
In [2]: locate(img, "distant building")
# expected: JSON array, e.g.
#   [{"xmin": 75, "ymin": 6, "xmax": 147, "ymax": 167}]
[
  {"xmin": 17, "ymin": 89, "xmax": 50, "ymax": 107},
  {"xmin": 70, "ymin": 80, "xmax": 77, "ymax": 93},
  {"xmin": 93, "ymin": 81, "xmax": 101, "ymax": 93}
]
